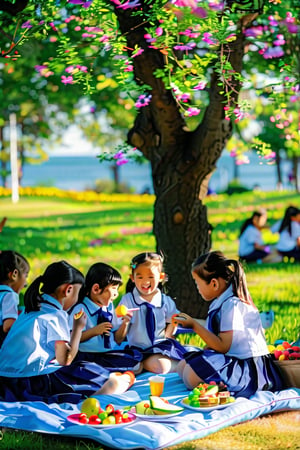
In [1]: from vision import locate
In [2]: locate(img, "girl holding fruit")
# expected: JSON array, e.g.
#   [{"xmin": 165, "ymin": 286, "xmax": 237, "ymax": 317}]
[
  {"xmin": 175, "ymin": 251, "xmax": 284, "ymax": 398},
  {"xmin": 118, "ymin": 252, "xmax": 186, "ymax": 374},
  {"xmin": 69, "ymin": 262, "xmax": 143, "ymax": 374},
  {"xmin": 0, "ymin": 261, "xmax": 136, "ymax": 404}
]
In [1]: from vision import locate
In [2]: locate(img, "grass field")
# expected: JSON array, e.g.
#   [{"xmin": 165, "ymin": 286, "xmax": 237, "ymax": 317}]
[{"xmin": 0, "ymin": 188, "xmax": 299, "ymax": 449}]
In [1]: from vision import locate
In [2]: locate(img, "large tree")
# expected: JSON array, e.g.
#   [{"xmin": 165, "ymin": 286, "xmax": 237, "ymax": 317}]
[{"xmin": 0, "ymin": 0, "xmax": 298, "ymax": 316}]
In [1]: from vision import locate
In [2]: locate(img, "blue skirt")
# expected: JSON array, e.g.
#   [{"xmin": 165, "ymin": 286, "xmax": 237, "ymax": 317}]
[
  {"xmin": 184, "ymin": 349, "xmax": 284, "ymax": 398},
  {"xmin": 74, "ymin": 348, "xmax": 143, "ymax": 372},
  {"xmin": 135, "ymin": 338, "xmax": 187, "ymax": 361},
  {"xmin": 0, "ymin": 360, "xmax": 111, "ymax": 404}
]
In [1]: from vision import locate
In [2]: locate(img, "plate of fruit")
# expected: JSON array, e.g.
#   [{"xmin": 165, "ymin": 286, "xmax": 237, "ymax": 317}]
[
  {"xmin": 130, "ymin": 395, "xmax": 184, "ymax": 421},
  {"xmin": 181, "ymin": 382, "xmax": 235, "ymax": 412},
  {"xmin": 67, "ymin": 397, "xmax": 136, "ymax": 428}
]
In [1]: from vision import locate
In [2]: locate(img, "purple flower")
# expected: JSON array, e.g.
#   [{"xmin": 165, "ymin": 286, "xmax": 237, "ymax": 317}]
[
  {"xmin": 113, "ymin": 151, "xmax": 124, "ymax": 159},
  {"xmin": 68, "ymin": 0, "xmax": 93, "ymax": 7},
  {"xmin": 244, "ymin": 26, "xmax": 263, "ymax": 38},
  {"xmin": 173, "ymin": 42, "xmax": 196, "ymax": 51},
  {"xmin": 176, "ymin": 93, "xmax": 190, "ymax": 102},
  {"xmin": 135, "ymin": 94, "xmax": 152, "ymax": 108},
  {"xmin": 263, "ymin": 46, "xmax": 284, "ymax": 59},
  {"xmin": 21, "ymin": 20, "xmax": 32, "ymax": 29},
  {"xmin": 179, "ymin": 29, "xmax": 200, "ymax": 38}
]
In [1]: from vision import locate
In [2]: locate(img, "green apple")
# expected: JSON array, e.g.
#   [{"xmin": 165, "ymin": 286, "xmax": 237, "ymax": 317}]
[{"xmin": 80, "ymin": 397, "xmax": 101, "ymax": 418}]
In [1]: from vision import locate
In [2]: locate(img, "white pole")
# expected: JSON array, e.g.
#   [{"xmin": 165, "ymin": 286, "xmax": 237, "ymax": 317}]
[{"xmin": 9, "ymin": 112, "xmax": 19, "ymax": 203}]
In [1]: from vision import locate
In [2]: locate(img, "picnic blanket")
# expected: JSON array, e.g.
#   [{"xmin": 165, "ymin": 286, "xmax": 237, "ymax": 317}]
[{"xmin": 0, "ymin": 372, "xmax": 299, "ymax": 450}]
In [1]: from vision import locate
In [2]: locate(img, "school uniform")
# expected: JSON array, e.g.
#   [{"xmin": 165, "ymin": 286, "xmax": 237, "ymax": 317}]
[
  {"xmin": 276, "ymin": 221, "xmax": 300, "ymax": 260},
  {"xmin": 69, "ymin": 297, "xmax": 142, "ymax": 371},
  {"xmin": 239, "ymin": 225, "xmax": 268, "ymax": 262},
  {"xmin": 119, "ymin": 288, "xmax": 186, "ymax": 360},
  {"xmin": 184, "ymin": 285, "xmax": 284, "ymax": 398},
  {"xmin": 0, "ymin": 294, "xmax": 111, "ymax": 404},
  {"xmin": 0, "ymin": 285, "xmax": 19, "ymax": 347}
]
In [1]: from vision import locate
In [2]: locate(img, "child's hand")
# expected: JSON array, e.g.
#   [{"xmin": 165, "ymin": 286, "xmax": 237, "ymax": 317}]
[
  {"xmin": 72, "ymin": 309, "xmax": 87, "ymax": 330},
  {"xmin": 171, "ymin": 313, "xmax": 194, "ymax": 328},
  {"xmin": 95, "ymin": 322, "xmax": 113, "ymax": 336},
  {"xmin": 122, "ymin": 313, "xmax": 133, "ymax": 325}
]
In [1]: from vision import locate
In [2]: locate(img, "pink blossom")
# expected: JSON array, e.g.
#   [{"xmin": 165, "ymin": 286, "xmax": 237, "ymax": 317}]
[
  {"xmin": 112, "ymin": 0, "xmax": 141, "ymax": 9},
  {"xmin": 273, "ymin": 34, "xmax": 285, "ymax": 46},
  {"xmin": 186, "ymin": 107, "xmax": 200, "ymax": 116},
  {"xmin": 176, "ymin": 93, "xmax": 190, "ymax": 102},
  {"xmin": 132, "ymin": 48, "xmax": 144, "ymax": 58},
  {"xmin": 193, "ymin": 81, "xmax": 207, "ymax": 90},
  {"xmin": 171, "ymin": 0, "xmax": 197, "ymax": 7},
  {"xmin": 179, "ymin": 29, "xmax": 200, "ymax": 38},
  {"xmin": 202, "ymin": 32, "xmax": 217, "ymax": 45},
  {"xmin": 113, "ymin": 151, "xmax": 124, "ymax": 159},
  {"xmin": 135, "ymin": 94, "xmax": 152, "ymax": 108},
  {"xmin": 156, "ymin": 27, "xmax": 163, "ymax": 37},
  {"xmin": 124, "ymin": 62, "xmax": 133, "ymax": 71},
  {"xmin": 116, "ymin": 158, "xmax": 129, "ymax": 165},
  {"xmin": 61, "ymin": 75, "xmax": 74, "ymax": 84},
  {"xmin": 264, "ymin": 152, "xmax": 276, "ymax": 160}
]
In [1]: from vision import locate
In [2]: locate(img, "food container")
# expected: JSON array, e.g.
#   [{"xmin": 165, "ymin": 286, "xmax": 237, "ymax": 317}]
[{"xmin": 274, "ymin": 360, "xmax": 300, "ymax": 388}]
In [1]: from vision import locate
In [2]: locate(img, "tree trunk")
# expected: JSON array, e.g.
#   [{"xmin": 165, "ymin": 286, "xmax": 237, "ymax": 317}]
[{"xmin": 114, "ymin": 4, "xmax": 254, "ymax": 317}]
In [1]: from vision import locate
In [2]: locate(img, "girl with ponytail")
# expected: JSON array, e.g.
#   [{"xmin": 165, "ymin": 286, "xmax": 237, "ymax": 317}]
[
  {"xmin": 175, "ymin": 251, "xmax": 284, "ymax": 398},
  {"xmin": 0, "ymin": 261, "xmax": 135, "ymax": 403}
]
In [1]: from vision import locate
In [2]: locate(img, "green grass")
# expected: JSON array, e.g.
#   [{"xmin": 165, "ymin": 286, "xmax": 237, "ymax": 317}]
[{"xmin": 0, "ymin": 189, "xmax": 299, "ymax": 449}]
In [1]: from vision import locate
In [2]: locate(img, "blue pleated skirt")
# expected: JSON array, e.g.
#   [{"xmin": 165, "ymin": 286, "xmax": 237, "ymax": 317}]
[
  {"xmin": 74, "ymin": 348, "xmax": 143, "ymax": 372},
  {"xmin": 184, "ymin": 349, "xmax": 285, "ymax": 398},
  {"xmin": 136, "ymin": 338, "xmax": 187, "ymax": 360},
  {"xmin": 0, "ymin": 360, "xmax": 111, "ymax": 404}
]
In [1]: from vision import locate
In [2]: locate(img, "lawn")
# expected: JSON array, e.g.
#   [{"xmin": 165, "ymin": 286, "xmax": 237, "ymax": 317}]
[{"xmin": 0, "ymin": 188, "xmax": 299, "ymax": 449}]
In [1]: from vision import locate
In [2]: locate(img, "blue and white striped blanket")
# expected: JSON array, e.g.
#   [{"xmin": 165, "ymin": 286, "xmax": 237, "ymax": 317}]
[{"xmin": 0, "ymin": 372, "xmax": 299, "ymax": 450}]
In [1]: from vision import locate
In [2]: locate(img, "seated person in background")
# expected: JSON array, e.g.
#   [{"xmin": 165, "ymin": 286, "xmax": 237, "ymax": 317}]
[
  {"xmin": 273, "ymin": 206, "xmax": 300, "ymax": 262},
  {"xmin": 238, "ymin": 209, "xmax": 279, "ymax": 263}
]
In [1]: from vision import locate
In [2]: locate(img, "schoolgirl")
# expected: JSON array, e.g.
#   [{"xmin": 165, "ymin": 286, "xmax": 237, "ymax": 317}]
[
  {"xmin": 175, "ymin": 251, "xmax": 284, "ymax": 398},
  {"xmin": 0, "ymin": 250, "xmax": 30, "ymax": 347},
  {"xmin": 276, "ymin": 206, "xmax": 300, "ymax": 261},
  {"xmin": 0, "ymin": 261, "xmax": 135, "ymax": 404},
  {"xmin": 118, "ymin": 252, "xmax": 186, "ymax": 374},
  {"xmin": 238, "ymin": 209, "xmax": 271, "ymax": 263},
  {"xmin": 69, "ymin": 262, "xmax": 142, "ymax": 374}
]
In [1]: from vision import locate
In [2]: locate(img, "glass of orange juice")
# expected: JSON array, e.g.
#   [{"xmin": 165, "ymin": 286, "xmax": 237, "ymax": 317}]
[{"xmin": 149, "ymin": 375, "xmax": 165, "ymax": 396}]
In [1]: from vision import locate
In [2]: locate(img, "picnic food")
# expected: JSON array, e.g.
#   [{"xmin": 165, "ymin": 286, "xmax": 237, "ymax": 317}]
[
  {"xmin": 115, "ymin": 305, "xmax": 139, "ymax": 317},
  {"xmin": 74, "ymin": 309, "xmax": 84, "ymax": 319},
  {"xmin": 79, "ymin": 398, "xmax": 134, "ymax": 425},
  {"xmin": 80, "ymin": 397, "xmax": 101, "ymax": 418},
  {"xmin": 268, "ymin": 342, "xmax": 300, "ymax": 360},
  {"xmin": 183, "ymin": 382, "xmax": 235, "ymax": 407},
  {"xmin": 132, "ymin": 396, "xmax": 184, "ymax": 416}
]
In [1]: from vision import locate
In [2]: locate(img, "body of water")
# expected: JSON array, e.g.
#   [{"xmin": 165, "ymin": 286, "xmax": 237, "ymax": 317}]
[{"xmin": 14, "ymin": 152, "xmax": 293, "ymax": 193}]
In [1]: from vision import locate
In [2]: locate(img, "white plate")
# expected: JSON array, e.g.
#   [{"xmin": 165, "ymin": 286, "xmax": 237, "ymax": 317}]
[
  {"xmin": 134, "ymin": 410, "xmax": 183, "ymax": 421},
  {"xmin": 180, "ymin": 398, "xmax": 235, "ymax": 412},
  {"xmin": 67, "ymin": 412, "xmax": 136, "ymax": 428}
]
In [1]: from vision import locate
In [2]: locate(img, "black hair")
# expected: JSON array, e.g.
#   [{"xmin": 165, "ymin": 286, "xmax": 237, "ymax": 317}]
[
  {"xmin": 126, "ymin": 251, "xmax": 167, "ymax": 293},
  {"xmin": 0, "ymin": 250, "xmax": 30, "ymax": 283},
  {"xmin": 24, "ymin": 260, "xmax": 84, "ymax": 313},
  {"xmin": 239, "ymin": 210, "xmax": 266, "ymax": 237},
  {"xmin": 80, "ymin": 262, "xmax": 122, "ymax": 300},
  {"xmin": 192, "ymin": 251, "xmax": 253, "ymax": 305},
  {"xmin": 279, "ymin": 206, "xmax": 300, "ymax": 235}
]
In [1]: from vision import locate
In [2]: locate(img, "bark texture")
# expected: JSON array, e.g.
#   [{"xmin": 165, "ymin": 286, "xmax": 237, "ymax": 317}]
[{"xmin": 116, "ymin": 4, "xmax": 253, "ymax": 317}]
